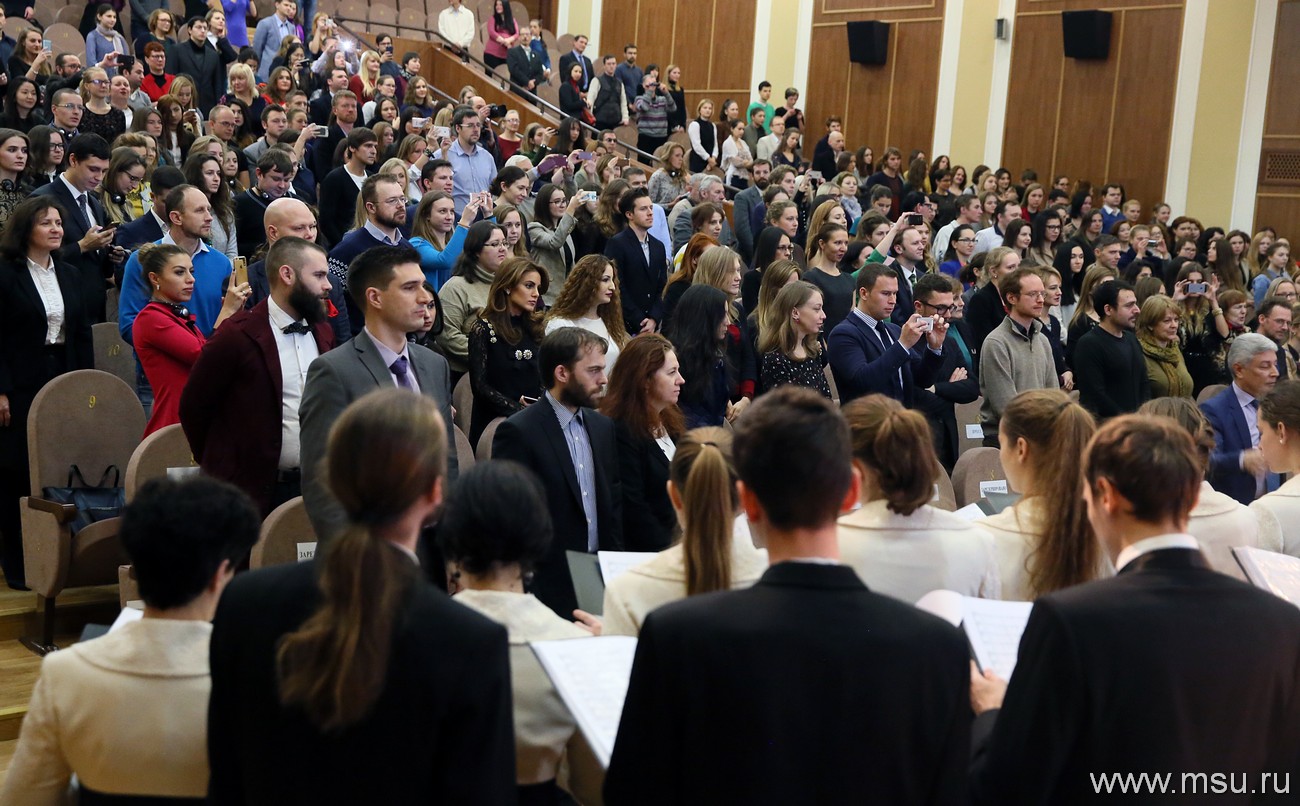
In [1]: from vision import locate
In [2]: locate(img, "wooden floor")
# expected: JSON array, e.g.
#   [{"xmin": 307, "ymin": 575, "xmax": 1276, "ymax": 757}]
[{"xmin": 0, "ymin": 584, "xmax": 121, "ymax": 790}]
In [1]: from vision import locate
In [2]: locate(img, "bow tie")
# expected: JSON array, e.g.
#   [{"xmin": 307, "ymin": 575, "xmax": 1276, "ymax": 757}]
[{"xmin": 282, "ymin": 321, "xmax": 311, "ymax": 335}]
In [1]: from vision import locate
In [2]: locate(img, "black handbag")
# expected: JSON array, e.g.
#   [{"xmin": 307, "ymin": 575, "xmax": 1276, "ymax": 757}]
[{"xmin": 42, "ymin": 465, "xmax": 126, "ymax": 536}]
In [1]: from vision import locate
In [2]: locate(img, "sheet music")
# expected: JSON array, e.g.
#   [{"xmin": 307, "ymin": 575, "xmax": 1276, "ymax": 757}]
[
  {"xmin": 108, "ymin": 604, "xmax": 144, "ymax": 633},
  {"xmin": 953, "ymin": 503, "xmax": 985, "ymax": 522},
  {"xmin": 1234, "ymin": 547, "xmax": 1300, "ymax": 607},
  {"xmin": 597, "ymin": 551, "xmax": 657, "ymax": 584},
  {"xmin": 532, "ymin": 636, "xmax": 638, "ymax": 768},
  {"xmin": 962, "ymin": 597, "xmax": 1033, "ymax": 678}
]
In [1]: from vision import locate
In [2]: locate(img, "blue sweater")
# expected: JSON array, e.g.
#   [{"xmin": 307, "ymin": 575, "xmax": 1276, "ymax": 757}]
[
  {"xmin": 119, "ymin": 237, "xmax": 232, "ymax": 345},
  {"xmin": 410, "ymin": 225, "xmax": 469, "ymax": 292},
  {"xmin": 328, "ymin": 226, "xmax": 411, "ymax": 338}
]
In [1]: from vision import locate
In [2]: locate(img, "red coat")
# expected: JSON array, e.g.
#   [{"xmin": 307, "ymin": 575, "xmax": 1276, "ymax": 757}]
[
  {"xmin": 179, "ymin": 300, "xmax": 334, "ymax": 516},
  {"xmin": 135, "ymin": 301, "xmax": 206, "ymax": 437}
]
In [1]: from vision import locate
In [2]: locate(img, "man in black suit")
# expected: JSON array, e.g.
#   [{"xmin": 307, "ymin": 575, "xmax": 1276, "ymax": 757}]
[
  {"xmin": 317, "ymin": 126, "xmax": 376, "ymax": 248},
  {"xmin": 605, "ymin": 387, "xmax": 970, "ymax": 803},
  {"xmin": 308, "ymin": 66, "xmax": 349, "ymax": 127},
  {"xmin": 603, "ymin": 187, "xmax": 668, "ymax": 335},
  {"xmin": 885, "ymin": 223, "xmax": 927, "ymax": 326},
  {"xmin": 506, "ymin": 27, "xmax": 545, "ymax": 98},
  {"xmin": 970, "ymin": 415, "xmax": 1300, "ymax": 803},
  {"xmin": 911, "ymin": 273, "xmax": 980, "ymax": 471},
  {"xmin": 492, "ymin": 327, "xmax": 623, "ymax": 617},
  {"xmin": 165, "ymin": 17, "xmax": 225, "ymax": 114},
  {"xmin": 31, "ymin": 134, "xmax": 119, "ymax": 323},
  {"xmin": 558, "ymin": 34, "xmax": 594, "ymax": 92},
  {"xmin": 233, "ymin": 149, "xmax": 294, "ymax": 259}
]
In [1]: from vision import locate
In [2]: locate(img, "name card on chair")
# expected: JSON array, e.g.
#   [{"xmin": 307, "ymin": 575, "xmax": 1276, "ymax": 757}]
[
  {"xmin": 965, "ymin": 424, "xmax": 983, "ymax": 439},
  {"xmin": 165, "ymin": 466, "xmax": 201, "ymax": 480},
  {"xmin": 296, "ymin": 542, "xmax": 317, "ymax": 562},
  {"xmin": 978, "ymin": 479, "xmax": 1008, "ymax": 497}
]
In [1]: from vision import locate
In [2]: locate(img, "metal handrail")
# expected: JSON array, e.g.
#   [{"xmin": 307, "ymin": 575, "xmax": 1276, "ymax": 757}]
[{"xmin": 331, "ymin": 16, "xmax": 657, "ymax": 164}]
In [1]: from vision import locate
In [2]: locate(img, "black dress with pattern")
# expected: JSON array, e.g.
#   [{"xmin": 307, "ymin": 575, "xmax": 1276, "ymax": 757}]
[{"xmin": 467, "ymin": 315, "xmax": 544, "ymax": 447}]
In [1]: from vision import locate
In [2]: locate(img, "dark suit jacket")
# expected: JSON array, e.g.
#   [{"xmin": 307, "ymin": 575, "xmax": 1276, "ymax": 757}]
[
  {"xmin": 614, "ymin": 420, "xmax": 675, "ymax": 552},
  {"xmin": 233, "ymin": 189, "xmax": 272, "ymax": 259},
  {"xmin": 966, "ymin": 281, "xmax": 1005, "ymax": 351},
  {"xmin": 179, "ymin": 300, "xmax": 335, "ymax": 516},
  {"xmin": 207, "ymin": 555, "xmax": 516, "ymax": 806},
  {"xmin": 492, "ymin": 399, "xmax": 623, "ymax": 616},
  {"xmin": 605, "ymin": 562, "xmax": 970, "ymax": 804},
  {"xmin": 888, "ymin": 263, "xmax": 918, "ymax": 326},
  {"xmin": 827, "ymin": 312, "xmax": 943, "ymax": 407},
  {"xmin": 114, "ymin": 209, "xmax": 164, "ymax": 252},
  {"xmin": 1201, "ymin": 385, "xmax": 1262, "ymax": 505},
  {"xmin": 604, "ymin": 227, "xmax": 668, "ymax": 333},
  {"xmin": 299, "ymin": 331, "xmax": 457, "ymax": 542},
  {"xmin": 314, "ymin": 123, "xmax": 347, "ymax": 187},
  {"xmin": 506, "ymin": 45, "xmax": 545, "ymax": 90},
  {"xmin": 308, "ymin": 93, "xmax": 332, "ymax": 127},
  {"xmin": 318, "ymin": 165, "xmax": 362, "ymax": 248},
  {"xmin": 971, "ymin": 548, "xmax": 1300, "ymax": 803},
  {"xmin": 913, "ymin": 322, "xmax": 980, "ymax": 470},
  {"xmin": 31, "ymin": 178, "xmax": 111, "ymax": 322},
  {"xmin": 166, "ymin": 38, "xmax": 225, "ymax": 113},
  {"xmin": 0, "ymin": 255, "xmax": 94, "ymax": 411},
  {"xmin": 558, "ymin": 52, "xmax": 594, "ymax": 91}
]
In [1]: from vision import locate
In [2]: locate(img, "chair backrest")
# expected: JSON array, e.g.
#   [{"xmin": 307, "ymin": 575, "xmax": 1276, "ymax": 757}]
[
  {"xmin": 452, "ymin": 373, "xmax": 473, "ymax": 433},
  {"xmin": 118, "ymin": 564, "xmax": 140, "ymax": 608},
  {"xmin": 92, "ymin": 322, "xmax": 136, "ymax": 388},
  {"xmin": 27, "ymin": 370, "xmax": 146, "ymax": 493},
  {"xmin": 931, "ymin": 470, "xmax": 957, "ymax": 511},
  {"xmin": 124, "ymin": 424, "xmax": 197, "ymax": 501},
  {"xmin": 476, "ymin": 416, "xmax": 506, "ymax": 461},
  {"xmin": 1197, "ymin": 383, "xmax": 1229, "ymax": 404},
  {"xmin": 954, "ymin": 397, "xmax": 984, "ymax": 458},
  {"xmin": 250, "ymin": 497, "xmax": 316, "ymax": 569},
  {"xmin": 454, "ymin": 425, "xmax": 476, "ymax": 473},
  {"xmin": 824, "ymin": 364, "xmax": 839, "ymax": 405},
  {"xmin": 42, "ymin": 23, "xmax": 84, "ymax": 61},
  {"xmin": 53, "ymin": 5, "xmax": 82, "ymax": 27},
  {"xmin": 950, "ymin": 447, "xmax": 1008, "ymax": 508}
]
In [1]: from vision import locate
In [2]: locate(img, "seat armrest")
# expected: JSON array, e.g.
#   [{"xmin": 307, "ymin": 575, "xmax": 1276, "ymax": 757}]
[{"xmin": 26, "ymin": 497, "xmax": 78, "ymax": 524}]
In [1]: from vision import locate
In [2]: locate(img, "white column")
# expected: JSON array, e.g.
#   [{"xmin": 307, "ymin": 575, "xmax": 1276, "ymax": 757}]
[
  {"xmin": 792, "ymin": 0, "xmax": 814, "ymax": 97},
  {"xmin": 749, "ymin": 0, "xmax": 772, "ymax": 108},
  {"xmin": 982, "ymin": 0, "xmax": 1016, "ymax": 168},
  {"xmin": 1163, "ymin": 0, "xmax": 1207, "ymax": 215},
  {"xmin": 931, "ymin": 0, "xmax": 965, "ymax": 157},
  {"xmin": 588, "ymin": 0, "xmax": 604, "ymax": 58},
  {"xmin": 1232, "ymin": 0, "xmax": 1277, "ymax": 231}
]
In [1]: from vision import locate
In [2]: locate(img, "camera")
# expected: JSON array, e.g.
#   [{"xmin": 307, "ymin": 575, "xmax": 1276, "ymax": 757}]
[
  {"xmin": 579, "ymin": 190, "xmax": 598, "ymax": 203},
  {"xmin": 312, "ymin": 124, "xmax": 329, "ymax": 137},
  {"xmin": 118, "ymin": 54, "xmax": 135, "ymax": 70},
  {"xmin": 486, "ymin": 103, "xmax": 507, "ymax": 119},
  {"xmin": 1187, "ymin": 282, "xmax": 1208, "ymax": 295},
  {"xmin": 916, "ymin": 316, "xmax": 934, "ymax": 332}
]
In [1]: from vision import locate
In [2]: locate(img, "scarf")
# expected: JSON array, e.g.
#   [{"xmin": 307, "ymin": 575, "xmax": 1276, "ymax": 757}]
[{"xmin": 1139, "ymin": 333, "xmax": 1193, "ymax": 397}]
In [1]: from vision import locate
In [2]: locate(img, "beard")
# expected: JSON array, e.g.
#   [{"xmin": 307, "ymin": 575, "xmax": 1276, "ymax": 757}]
[
  {"xmin": 559, "ymin": 375, "xmax": 598, "ymax": 410},
  {"xmin": 376, "ymin": 207, "xmax": 406, "ymax": 230},
  {"xmin": 287, "ymin": 277, "xmax": 328, "ymax": 325}
]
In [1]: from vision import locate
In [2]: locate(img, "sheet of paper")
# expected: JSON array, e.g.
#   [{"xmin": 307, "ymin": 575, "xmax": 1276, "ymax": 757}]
[
  {"xmin": 597, "ymin": 551, "xmax": 658, "ymax": 585},
  {"xmin": 915, "ymin": 589, "xmax": 964, "ymax": 627},
  {"xmin": 296, "ymin": 542, "xmax": 317, "ymax": 562},
  {"xmin": 953, "ymin": 502, "xmax": 985, "ymax": 521},
  {"xmin": 165, "ymin": 466, "xmax": 200, "ymax": 480},
  {"xmin": 965, "ymin": 424, "xmax": 983, "ymax": 439},
  {"xmin": 109, "ymin": 604, "xmax": 143, "ymax": 633},
  {"xmin": 532, "ymin": 635, "xmax": 638, "ymax": 768},
  {"xmin": 978, "ymin": 479, "xmax": 1008, "ymax": 497},
  {"xmin": 1234, "ymin": 546, "xmax": 1300, "ymax": 607},
  {"xmin": 962, "ymin": 597, "xmax": 1033, "ymax": 678}
]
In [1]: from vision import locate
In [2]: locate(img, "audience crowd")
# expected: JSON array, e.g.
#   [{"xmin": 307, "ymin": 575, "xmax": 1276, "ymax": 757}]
[{"xmin": 2, "ymin": 3, "xmax": 1300, "ymax": 804}]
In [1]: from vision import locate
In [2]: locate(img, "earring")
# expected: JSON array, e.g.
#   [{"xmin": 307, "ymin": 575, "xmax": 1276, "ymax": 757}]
[{"xmin": 153, "ymin": 283, "xmax": 159, "ymax": 290}]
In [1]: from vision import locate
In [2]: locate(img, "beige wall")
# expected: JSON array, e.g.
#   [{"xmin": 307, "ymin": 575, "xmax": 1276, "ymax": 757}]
[
  {"xmin": 1185, "ymin": 1, "xmax": 1254, "ymax": 224},
  {"xmin": 947, "ymin": 1, "xmax": 999, "ymax": 171}
]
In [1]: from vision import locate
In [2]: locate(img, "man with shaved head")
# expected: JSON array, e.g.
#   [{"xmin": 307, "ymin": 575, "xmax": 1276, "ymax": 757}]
[{"xmin": 247, "ymin": 197, "xmax": 350, "ymax": 343}]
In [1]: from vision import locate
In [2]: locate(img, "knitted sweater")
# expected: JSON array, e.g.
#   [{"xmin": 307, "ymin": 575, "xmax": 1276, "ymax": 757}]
[
  {"xmin": 634, "ymin": 91, "xmax": 677, "ymax": 139},
  {"xmin": 328, "ymin": 226, "xmax": 410, "ymax": 339},
  {"xmin": 978, "ymin": 316, "xmax": 1059, "ymax": 438},
  {"xmin": 437, "ymin": 261, "xmax": 495, "ymax": 374}
]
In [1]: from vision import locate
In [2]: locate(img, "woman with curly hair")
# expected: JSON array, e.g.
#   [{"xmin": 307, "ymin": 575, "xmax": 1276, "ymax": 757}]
[
  {"xmin": 647, "ymin": 142, "xmax": 687, "ymax": 206},
  {"xmin": 155, "ymin": 93, "xmax": 194, "ymax": 165},
  {"xmin": 544, "ymin": 254, "xmax": 630, "ymax": 372},
  {"xmin": 466, "ymin": 256, "xmax": 548, "ymax": 446},
  {"xmin": 183, "ymin": 150, "xmax": 238, "ymax": 263}
]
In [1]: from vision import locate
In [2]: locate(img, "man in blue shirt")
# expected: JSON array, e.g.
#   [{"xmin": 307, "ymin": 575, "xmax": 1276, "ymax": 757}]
[
  {"xmin": 119, "ymin": 185, "xmax": 238, "ymax": 345},
  {"xmin": 435, "ymin": 105, "xmax": 496, "ymax": 215},
  {"xmin": 614, "ymin": 44, "xmax": 643, "ymax": 116},
  {"xmin": 252, "ymin": 0, "xmax": 299, "ymax": 82}
]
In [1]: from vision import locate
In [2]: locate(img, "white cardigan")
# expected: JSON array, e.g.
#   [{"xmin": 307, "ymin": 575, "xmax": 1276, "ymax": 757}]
[
  {"xmin": 1250, "ymin": 474, "xmax": 1300, "ymax": 558},
  {"xmin": 1, "ymin": 619, "xmax": 214, "ymax": 804},
  {"xmin": 1189, "ymin": 480, "xmax": 1269, "ymax": 579},
  {"xmin": 837, "ymin": 500, "xmax": 1001, "ymax": 603},
  {"xmin": 602, "ymin": 518, "xmax": 769, "ymax": 636}
]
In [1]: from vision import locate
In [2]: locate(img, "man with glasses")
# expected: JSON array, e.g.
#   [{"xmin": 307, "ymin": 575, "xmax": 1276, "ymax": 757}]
[
  {"xmin": 828, "ymin": 262, "xmax": 946, "ymax": 407},
  {"xmin": 911, "ymin": 273, "xmax": 980, "ymax": 471},
  {"xmin": 933, "ymin": 194, "xmax": 982, "ymax": 262},
  {"xmin": 1254, "ymin": 296, "xmax": 1294, "ymax": 380},
  {"xmin": 327, "ymin": 174, "xmax": 411, "ymax": 338},
  {"xmin": 48, "ymin": 88, "xmax": 84, "ymax": 140},
  {"xmin": 434, "ymin": 105, "xmax": 496, "ymax": 216},
  {"xmin": 208, "ymin": 104, "xmax": 250, "ymax": 187},
  {"xmin": 978, "ymin": 267, "xmax": 1059, "ymax": 446}
]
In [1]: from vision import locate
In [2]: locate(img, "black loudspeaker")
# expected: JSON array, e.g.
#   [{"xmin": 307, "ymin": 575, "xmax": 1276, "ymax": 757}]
[
  {"xmin": 1062, "ymin": 10, "xmax": 1113, "ymax": 60},
  {"xmin": 846, "ymin": 20, "xmax": 890, "ymax": 65}
]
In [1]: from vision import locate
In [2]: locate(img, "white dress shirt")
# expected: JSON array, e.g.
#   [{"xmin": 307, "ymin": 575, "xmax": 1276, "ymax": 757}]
[
  {"xmin": 59, "ymin": 174, "xmax": 97, "ymax": 228},
  {"xmin": 1114, "ymin": 533, "xmax": 1201, "ymax": 572},
  {"xmin": 27, "ymin": 256, "xmax": 65, "ymax": 345},
  {"xmin": 267, "ymin": 299, "xmax": 318, "ymax": 469}
]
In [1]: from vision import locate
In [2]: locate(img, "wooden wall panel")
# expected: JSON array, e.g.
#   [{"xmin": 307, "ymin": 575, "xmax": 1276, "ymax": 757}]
[
  {"xmin": 597, "ymin": 0, "xmax": 756, "ymax": 118},
  {"xmin": 1001, "ymin": 0, "xmax": 1184, "ymax": 216},
  {"xmin": 1256, "ymin": 0, "xmax": 1300, "ymax": 238},
  {"xmin": 805, "ymin": 0, "xmax": 945, "ymax": 164}
]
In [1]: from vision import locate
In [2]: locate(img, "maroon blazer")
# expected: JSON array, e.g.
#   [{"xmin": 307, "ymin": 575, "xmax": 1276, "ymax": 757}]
[{"xmin": 179, "ymin": 300, "xmax": 334, "ymax": 515}]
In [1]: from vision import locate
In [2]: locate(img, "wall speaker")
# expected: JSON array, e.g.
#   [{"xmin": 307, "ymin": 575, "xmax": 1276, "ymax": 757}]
[
  {"xmin": 1062, "ymin": 10, "xmax": 1112, "ymax": 60},
  {"xmin": 846, "ymin": 20, "xmax": 890, "ymax": 66},
  {"xmin": 995, "ymin": 18, "xmax": 1009, "ymax": 41}
]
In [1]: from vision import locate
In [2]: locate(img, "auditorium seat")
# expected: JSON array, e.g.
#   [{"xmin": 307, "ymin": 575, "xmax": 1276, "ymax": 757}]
[
  {"xmin": 92, "ymin": 321, "xmax": 136, "ymax": 389},
  {"xmin": 931, "ymin": 470, "xmax": 957, "ymax": 511},
  {"xmin": 824, "ymin": 364, "xmax": 839, "ymax": 404},
  {"xmin": 118, "ymin": 563, "xmax": 139, "ymax": 608},
  {"xmin": 250, "ymin": 497, "xmax": 316, "ymax": 569},
  {"xmin": 954, "ymin": 397, "xmax": 983, "ymax": 457},
  {"xmin": 42, "ymin": 23, "xmax": 84, "ymax": 62},
  {"xmin": 1197, "ymin": 383, "xmax": 1229, "ymax": 404},
  {"xmin": 124, "ymin": 423, "xmax": 197, "ymax": 502},
  {"xmin": 951, "ymin": 447, "xmax": 1008, "ymax": 508},
  {"xmin": 475, "ymin": 416, "xmax": 506, "ymax": 461},
  {"xmin": 452, "ymin": 373, "xmax": 473, "ymax": 433},
  {"xmin": 20, "ymin": 370, "xmax": 145, "ymax": 654},
  {"xmin": 398, "ymin": 7, "xmax": 425, "ymax": 37},
  {"xmin": 454, "ymin": 425, "xmax": 476, "ymax": 473}
]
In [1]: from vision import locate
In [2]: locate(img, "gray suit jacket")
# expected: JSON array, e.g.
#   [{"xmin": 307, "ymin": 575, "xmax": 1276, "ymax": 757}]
[
  {"xmin": 671, "ymin": 199, "xmax": 736, "ymax": 255},
  {"xmin": 299, "ymin": 330, "xmax": 458, "ymax": 542},
  {"xmin": 732, "ymin": 185, "xmax": 762, "ymax": 263}
]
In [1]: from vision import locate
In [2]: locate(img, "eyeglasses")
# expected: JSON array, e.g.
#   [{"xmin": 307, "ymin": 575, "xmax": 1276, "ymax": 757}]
[
  {"xmin": 918, "ymin": 301, "xmax": 955, "ymax": 315},
  {"xmin": 55, "ymin": 103, "xmax": 84, "ymax": 111},
  {"xmin": 776, "ymin": 244, "xmax": 794, "ymax": 254},
  {"xmin": 88, "ymin": 79, "xmax": 108, "ymax": 86},
  {"xmin": 954, "ymin": 237, "xmax": 976, "ymax": 244},
  {"xmin": 380, "ymin": 196, "xmax": 404, "ymax": 206},
  {"xmin": 459, "ymin": 122, "xmax": 481, "ymax": 129},
  {"xmin": 125, "ymin": 172, "xmax": 146, "ymax": 183},
  {"xmin": 484, "ymin": 240, "xmax": 505, "ymax": 248},
  {"xmin": 48, "ymin": 142, "xmax": 64, "ymax": 149},
  {"xmin": 1018, "ymin": 290, "xmax": 1048, "ymax": 299}
]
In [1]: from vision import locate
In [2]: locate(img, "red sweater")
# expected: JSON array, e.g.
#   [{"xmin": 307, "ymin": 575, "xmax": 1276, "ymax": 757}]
[{"xmin": 135, "ymin": 301, "xmax": 207, "ymax": 436}]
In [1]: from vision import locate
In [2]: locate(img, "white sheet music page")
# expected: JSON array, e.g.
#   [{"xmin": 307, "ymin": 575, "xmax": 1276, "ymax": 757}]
[
  {"xmin": 597, "ymin": 551, "xmax": 658, "ymax": 584},
  {"xmin": 1233, "ymin": 546, "xmax": 1300, "ymax": 606},
  {"xmin": 962, "ymin": 597, "xmax": 1033, "ymax": 678},
  {"xmin": 531, "ymin": 635, "xmax": 638, "ymax": 768}
]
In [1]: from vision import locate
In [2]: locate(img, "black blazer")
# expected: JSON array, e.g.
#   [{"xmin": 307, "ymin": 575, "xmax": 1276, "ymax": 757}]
[
  {"xmin": 318, "ymin": 166, "xmax": 362, "ymax": 248},
  {"xmin": 605, "ymin": 562, "xmax": 970, "ymax": 804},
  {"xmin": 614, "ymin": 419, "xmax": 675, "ymax": 552},
  {"xmin": 0, "ymin": 255, "xmax": 94, "ymax": 407},
  {"xmin": 31, "ymin": 178, "xmax": 111, "ymax": 322},
  {"xmin": 114, "ymin": 209, "xmax": 164, "ymax": 252},
  {"xmin": 826, "ymin": 311, "xmax": 942, "ymax": 407},
  {"xmin": 492, "ymin": 399, "xmax": 623, "ymax": 616},
  {"xmin": 966, "ymin": 281, "xmax": 1005, "ymax": 351},
  {"xmin": 888, "ymin": 263, "xmax": 917, "ymax": 326},
  {"xmin": 308, "ymin": 93, "xmax": 333, "ymax": 127},
  {"xmin": 604, "ymin": 227, "xmax": 667, "ymax": 333},
  {"xmin": 207, "ymin": 556, "xmax": 517, "ymax": 805},
  {"xmin": 913, "ymin": 323, "xmax": 980, "ymax": 470},
  {"xmin": 558, "ymin": 52, "xmax": 594, "ymax": 91},
  {"xmin": 506, "ymin": 45, "xmax": 544, "ymax": 90},
  {"xmin": 971, "ymin": 548, "xmax": 1300, "ymax": 804}
]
